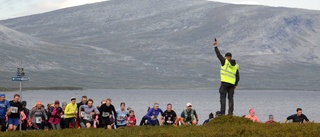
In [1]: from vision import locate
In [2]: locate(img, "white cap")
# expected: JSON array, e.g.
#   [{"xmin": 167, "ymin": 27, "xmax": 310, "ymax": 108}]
[{"xmin": 186, "ymin": 103, "xmax": 192, "ymax": 107}]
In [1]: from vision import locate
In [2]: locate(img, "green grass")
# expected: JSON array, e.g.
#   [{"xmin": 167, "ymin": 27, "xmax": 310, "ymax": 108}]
[{"xmin": 2, "ymin": 116, "xmax": 320, "ymax": 137}]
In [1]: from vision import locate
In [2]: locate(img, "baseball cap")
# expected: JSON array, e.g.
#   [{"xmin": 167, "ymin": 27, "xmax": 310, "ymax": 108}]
[
  {"xmin": 186, "ymin": 103, "xmax": 192, "ymax": 107},
  {"xmin": 71, "ymin": 97, "xmax": 76, "ymax": 101},
  {"xmin": 225, "ymin": 52, "xmax": 232, "ymax": 57},
  {"xmin": 0, "ymin": 94, "xmax": 5, "ymax": 97}
]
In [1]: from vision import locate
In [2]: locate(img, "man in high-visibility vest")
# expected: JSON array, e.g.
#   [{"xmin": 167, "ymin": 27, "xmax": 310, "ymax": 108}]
[{"xmin": 213, "ymin": 39, "xmax": 240, "ymax": 115}]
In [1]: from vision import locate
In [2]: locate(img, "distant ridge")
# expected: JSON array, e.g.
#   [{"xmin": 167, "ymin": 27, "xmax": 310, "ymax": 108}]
[{"xmin": 0, "ymin": 0, "xmax": 319, "ymax": 90}]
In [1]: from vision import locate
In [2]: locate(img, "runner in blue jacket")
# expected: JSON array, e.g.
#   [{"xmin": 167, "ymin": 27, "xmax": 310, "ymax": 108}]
[{"xmin": 145, "ymin": 103, "xmax": 163, "ymax": 126}]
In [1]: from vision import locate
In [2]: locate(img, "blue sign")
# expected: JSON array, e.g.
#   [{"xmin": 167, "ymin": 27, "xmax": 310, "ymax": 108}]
[{"xmin": 12, "ymin": 77, "xmax": 29, "ymax": 81}]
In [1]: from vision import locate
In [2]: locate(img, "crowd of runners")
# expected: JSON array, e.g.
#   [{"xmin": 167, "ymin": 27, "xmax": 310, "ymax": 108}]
[{"xmin": 0, "ymin": 93, "xmax": 311, "ymax": 131}]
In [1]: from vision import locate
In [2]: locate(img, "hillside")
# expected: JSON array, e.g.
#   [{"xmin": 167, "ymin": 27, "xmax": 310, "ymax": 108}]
[{"xmin": 0, "ymin": 0, "xmax": 320, "ymax": 90}]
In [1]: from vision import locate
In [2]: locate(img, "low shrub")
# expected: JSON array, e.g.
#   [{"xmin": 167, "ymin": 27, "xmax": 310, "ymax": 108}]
[{"xmin": 2, "ymin": 116, "xmax": 320, "ymax": 137}]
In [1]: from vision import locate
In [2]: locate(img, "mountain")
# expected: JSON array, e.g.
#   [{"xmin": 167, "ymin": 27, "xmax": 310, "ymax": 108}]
[{"xmin": 1, "ymin": 0, "xmax": 320, "ymax": 90}]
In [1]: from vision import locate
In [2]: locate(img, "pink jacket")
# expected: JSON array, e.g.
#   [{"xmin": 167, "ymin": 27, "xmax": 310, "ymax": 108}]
[
  {"xmin": 245, "ymin": 115, "xmax": 260, "ymax": 122},
  {"xmin": 49, "ymin": 107, "xmax": 62, "ymax": 125}
]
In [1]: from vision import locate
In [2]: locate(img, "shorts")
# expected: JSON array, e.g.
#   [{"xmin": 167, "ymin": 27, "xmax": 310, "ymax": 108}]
[
  {"xmin": 116, "ymin": 124, "xmax": 126, "ymax": 128},
  {"xmin": 99, "ymin": 118, "xmax": 112, "ymax": 128},
  {"xmin": 83, "ymin": 120, "xmax": 93, "ymax": 126},
  {"xmin": 8, "ymin": 118, "xmax": 19, "ymax": 126}
]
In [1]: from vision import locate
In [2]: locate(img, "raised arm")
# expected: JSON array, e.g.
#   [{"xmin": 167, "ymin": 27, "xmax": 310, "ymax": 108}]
[{"xmin": 213, "ymin": 39, "xmax": 225, "ymax": 65}]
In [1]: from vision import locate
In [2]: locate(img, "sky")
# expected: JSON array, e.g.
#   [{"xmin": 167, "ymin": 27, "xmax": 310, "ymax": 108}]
[{"xmin": 0, "ymin": 0, "xmax": 319, "ymax": 20}]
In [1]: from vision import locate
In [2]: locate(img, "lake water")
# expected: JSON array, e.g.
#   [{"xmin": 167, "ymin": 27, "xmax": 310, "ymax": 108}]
[{"xmin": 3, "ymin": 89, "xmax": 320, "ymax": 124}]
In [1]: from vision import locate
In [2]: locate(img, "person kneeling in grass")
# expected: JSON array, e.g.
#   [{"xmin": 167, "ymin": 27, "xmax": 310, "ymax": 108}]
[
  {"xmin": 175, "ymin": 103, "xmax": 199, "ymax": 126},
  {"xmin": 160, "ymin": 103, "xmax": 177, "ymax": 126}
]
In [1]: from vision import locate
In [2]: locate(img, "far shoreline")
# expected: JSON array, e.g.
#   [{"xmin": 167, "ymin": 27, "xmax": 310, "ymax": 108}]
[
  {"xmin": 0, "ymin": 86, "xmax": 83, "ymax": 92},
  {"xmin": 1, "ymin": 87, "xmax": 319, "ymax": 92}
]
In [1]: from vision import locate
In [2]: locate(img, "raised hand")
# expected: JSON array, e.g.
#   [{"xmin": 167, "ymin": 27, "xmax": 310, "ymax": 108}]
[{"xmin": 213, "ymin": 38, "xmax": 217, "ymax": 47}]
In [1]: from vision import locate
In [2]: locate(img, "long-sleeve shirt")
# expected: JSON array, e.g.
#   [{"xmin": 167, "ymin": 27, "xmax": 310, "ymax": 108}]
[
  {"xmin": 98, "ymin": 104, "xmax": 116, "ymax": 121},
  {"xmin": 215, "ymin": 47, "xmax": 240, "ymax": 86},
  {"xmin": 145, "ymin": 108, "xmax": 163, "ymax": 125},
  {"xmin": 287, "ymin": 114, "xmax": 309, "ymax": 123},
  {"xmin": 30, "ymin": 107, "xmax": 47, "ymax": 124},
  {"xmin": 126, "ymin": 116, "xmax": 136, "ymax": 126},
  {"xmin": 64, "ymin": 103, "xmax": 77, "ymax": 118},
  {"xmin": 49, "ymin": 107, "xmax": 63, "ymax": 124},
  {"xmin": 0, "ymin": 100, "xmax": 10, "ymax": 119}
]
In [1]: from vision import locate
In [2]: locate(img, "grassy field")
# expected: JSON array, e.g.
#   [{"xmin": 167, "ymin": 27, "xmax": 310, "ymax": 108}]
[{"xmin": 3, "ymin": 116, "xmax": 320, "ymax": 137}]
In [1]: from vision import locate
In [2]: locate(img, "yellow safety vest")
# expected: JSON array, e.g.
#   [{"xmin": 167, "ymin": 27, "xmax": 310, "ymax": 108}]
[{"xmin": 220, "ymin": 59, "xmax": 239, "ymax": 85}]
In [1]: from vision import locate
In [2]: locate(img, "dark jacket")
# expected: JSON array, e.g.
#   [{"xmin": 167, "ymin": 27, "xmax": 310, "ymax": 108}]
[
  {"xmin": 215, "ymin": 47, "xmax": 240, "ymax": 86},
  {"xmin": 287, "ymin": 114, "xmax": 309, "ymax": 123}
]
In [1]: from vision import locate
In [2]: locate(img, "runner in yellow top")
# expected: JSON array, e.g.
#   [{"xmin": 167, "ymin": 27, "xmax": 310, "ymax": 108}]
[{"xmin": 64, "ymin": 97, "xmax": 77, "ymax": 128}]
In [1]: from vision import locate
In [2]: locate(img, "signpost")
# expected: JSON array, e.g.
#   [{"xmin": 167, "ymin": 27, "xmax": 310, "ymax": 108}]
[
  {"xmin": 12, "ymin": 77, "xmax": 29, "ymax": 81},
  {"xmin": 12, "ymin": 60, "xmax": 29, "ymax": 131}
]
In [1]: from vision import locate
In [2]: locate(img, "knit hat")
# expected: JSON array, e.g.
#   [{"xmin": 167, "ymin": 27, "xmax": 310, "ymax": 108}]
[{"xmin": 54, "ymin": 100, "xmax": 60, "ymax": 105}]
